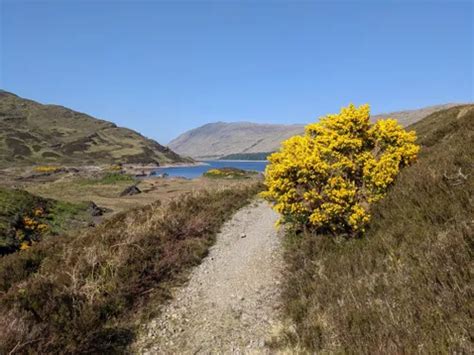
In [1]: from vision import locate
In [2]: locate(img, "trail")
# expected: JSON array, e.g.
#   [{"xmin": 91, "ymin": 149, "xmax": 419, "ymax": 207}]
[{"xmin": 136, "ymin": 199, "xmax": 283, "ymax": 354}]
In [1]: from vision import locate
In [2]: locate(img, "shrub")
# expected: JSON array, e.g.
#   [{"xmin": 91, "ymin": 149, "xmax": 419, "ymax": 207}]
[
  {"xmin": 33, "ymin": 165, "xmax": 62, "ymax": 173},
  {"xmin": 276, "ymin": 105, "xmax": 473, "ymax": 353},
  {"xmin": 204, "ymin": 167, "xmax": 257, "ymax": 179},
  {"xmin": 0, "ymin": 187, "xmax": 91, "ymax": 255},
  {"xmin": 262, "ymin": 104, "xmax": 419, "ymax": 235}
]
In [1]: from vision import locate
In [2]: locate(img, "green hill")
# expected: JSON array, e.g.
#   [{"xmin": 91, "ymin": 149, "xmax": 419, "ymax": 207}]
[
  {"xmin": 0, "ymin": 91, "xmax": 190, "ymax": 167},
  {"xmin": 279, "ymin": 105, "xmax": 473, "ymax": 352}
]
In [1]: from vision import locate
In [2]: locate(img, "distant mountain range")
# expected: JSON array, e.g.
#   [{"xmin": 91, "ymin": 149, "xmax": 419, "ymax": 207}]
[
  {"xmin": 0, "ymin": 91, "xmax": 190, "ymax": 167},
  {"xmin": 169, "ymin": 104, "xmax": 461, "ymax": 159}
]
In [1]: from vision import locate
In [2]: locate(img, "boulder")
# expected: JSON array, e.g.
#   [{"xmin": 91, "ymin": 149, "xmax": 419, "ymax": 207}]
[
  {"xmin": 120, "ymin": 185, "xmax": 141, "ymax": 197},
  {"xmin": 87, "ymin": 201, "xmax": 110, "ymax": 216}
]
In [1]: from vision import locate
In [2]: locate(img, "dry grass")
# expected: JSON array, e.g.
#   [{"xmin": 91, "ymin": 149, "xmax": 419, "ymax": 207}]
[
  {"xmin": 0, "ymin": 183, "xmax": 262, "ymax": 353},
  {"xmin": 24, "ymin": 174, "xmax": 260, "ymax": 214},
  {"xmin": 276, "ymin": 105, "xmax": 473, "ymax": 353}
]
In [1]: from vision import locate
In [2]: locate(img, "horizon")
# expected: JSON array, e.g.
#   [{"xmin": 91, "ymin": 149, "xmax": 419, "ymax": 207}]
[
  {"xmin": 2, "ymin": 88, "xmax": 467, "ymax": 144},
  {"xmin": 1, "ymin": 0, "xmax": 473, "ymax": 144}
]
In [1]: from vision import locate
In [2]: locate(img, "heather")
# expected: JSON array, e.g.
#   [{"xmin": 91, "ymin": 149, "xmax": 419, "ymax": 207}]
[
  {"xmin": 276, "ymin": 105, "xmax": 473, "ymax": 352},
  {"xmin": 0, "ymin": 183, "xmax": 262, "ymax": 353}
]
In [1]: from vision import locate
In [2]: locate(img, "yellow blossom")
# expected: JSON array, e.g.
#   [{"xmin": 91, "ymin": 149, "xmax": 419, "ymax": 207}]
[{"xmin": 262, "ymin": 103, "xmax": 419, "ymax": 235}]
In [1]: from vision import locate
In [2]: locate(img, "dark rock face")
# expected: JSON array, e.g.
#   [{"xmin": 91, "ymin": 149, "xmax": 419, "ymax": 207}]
[{"xmin": 119, "ymin": 185, "xmax": 142, "ymax": 197}]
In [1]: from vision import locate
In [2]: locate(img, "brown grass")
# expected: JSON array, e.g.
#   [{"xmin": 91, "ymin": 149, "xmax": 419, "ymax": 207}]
[
  {"xmin": 0, "ymin": 183, "xmax": 262, "ymax": 353},
  {"xmin": 276, "ymin": 105, "xmax": 473, "ymax": 353},
  {"xmin": 21, "ymin": 172, "xmax": 260, "ymax": 215}
]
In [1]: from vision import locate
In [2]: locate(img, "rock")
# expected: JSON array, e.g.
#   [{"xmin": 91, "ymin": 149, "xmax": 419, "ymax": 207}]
[
  {"xmin": 86, "ymin": 201, "xmax": 109, "ymax": 216},
  {"xmin": 120, "ymin": 185, "xmax": 141, "ymax": 197},
  {"xmin": 135, "ymin": 170, "xmax": 147, "ymax": 178},
  {"xmin": 240, "ymin": 233, "xmax": 246, "ymax": 238}
]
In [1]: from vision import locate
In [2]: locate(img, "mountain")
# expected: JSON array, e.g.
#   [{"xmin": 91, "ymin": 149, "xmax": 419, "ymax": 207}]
[
  {"xmin": 169, "ymin": 122, "xmax": 306, "ymax": 160},
  {"xmin": 0, "ymin": 90, "xmax": 190, "ymax": 167},
  {"xmin": 169, "ymin": 104, "xmax": 461, "ymax": 159}
]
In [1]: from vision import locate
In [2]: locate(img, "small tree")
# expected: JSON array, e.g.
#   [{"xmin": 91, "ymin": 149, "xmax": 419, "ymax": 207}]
[{"xmin": 262, "ymin": 104, "xmax": 419, "ymax": 236}]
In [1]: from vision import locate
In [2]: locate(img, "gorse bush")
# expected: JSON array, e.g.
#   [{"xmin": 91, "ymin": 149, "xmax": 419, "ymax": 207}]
[
  {"xmin": 0, "ymin": 187, "xmax": 91, "ymax": 255},
  {"xmin": 204, "ymin": 167, "xmax": 257, "ymax": 179},
  {"xmin": 33, "ymin": 165, "xmax": 62, "ymax": 173},
  {"xmin": 262, "ymin": 104, "xmax": 419, "ymax": 235},
  {"xmin": 277, "ymin": 105, "xmax": 473, "ymax": 353}
]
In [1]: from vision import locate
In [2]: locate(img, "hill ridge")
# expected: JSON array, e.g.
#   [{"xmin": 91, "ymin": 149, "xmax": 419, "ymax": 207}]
[
  {"xmin": 0, "ymin": 91, "xmax": 190, "ymax": 167},
  {"xmin": 169, "ymin": 103, "xmax": 463, "ymax": 159}
]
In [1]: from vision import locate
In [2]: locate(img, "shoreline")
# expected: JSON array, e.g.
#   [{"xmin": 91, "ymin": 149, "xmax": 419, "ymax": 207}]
[
  {"xmin": 156, "ymin": 161, "xmax": 208, "ymax": 169},
  {"xmin": 211, "ymin": 159, "xmax": 268, "ymax": 163}
]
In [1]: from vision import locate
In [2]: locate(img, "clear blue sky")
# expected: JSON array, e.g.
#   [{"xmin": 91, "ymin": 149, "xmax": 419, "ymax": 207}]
[{"xmin": 1, "ymin": 0, "xmax": 472, "ymax": 144}]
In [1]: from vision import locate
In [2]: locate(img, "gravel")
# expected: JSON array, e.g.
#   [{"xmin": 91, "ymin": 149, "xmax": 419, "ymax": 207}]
[{"xmin": 135, "ymin": 199, "xmax": 283, "ymax": 354}]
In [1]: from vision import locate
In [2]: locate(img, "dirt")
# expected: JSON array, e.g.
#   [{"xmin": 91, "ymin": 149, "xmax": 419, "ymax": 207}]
[{"xmin": 135, "ymin": 199, "xmax": 283, "ymax": 354}]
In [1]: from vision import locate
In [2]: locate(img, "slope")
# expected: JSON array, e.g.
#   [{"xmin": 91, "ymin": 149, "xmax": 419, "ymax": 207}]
[
  {"xmin": 169, "ymin": 104, "xmax": 460, "ymax": 159},
  {"xmin": 279, "ymin": 104, "xmax": 473, "ymax": 352},
  {"xmin": 0, "ymin": 90, "xmax": 190, "ymax": 167}
]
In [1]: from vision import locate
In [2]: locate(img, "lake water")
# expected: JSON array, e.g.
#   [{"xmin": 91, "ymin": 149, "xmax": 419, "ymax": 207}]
[{"xmin": 153, "ymin": 160, "xmax": 268, "ymax": 179}]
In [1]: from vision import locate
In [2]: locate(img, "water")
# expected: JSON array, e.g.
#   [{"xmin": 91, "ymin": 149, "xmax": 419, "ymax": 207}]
[{"xmin": 153, "ymin": 160, "xmax": 268, "ymax": 179}]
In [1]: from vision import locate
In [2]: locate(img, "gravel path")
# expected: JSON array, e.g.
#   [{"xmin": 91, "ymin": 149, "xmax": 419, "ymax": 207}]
[{"xmin": 135, "ymin": 199, "xmax": 283, "ymax": 354}]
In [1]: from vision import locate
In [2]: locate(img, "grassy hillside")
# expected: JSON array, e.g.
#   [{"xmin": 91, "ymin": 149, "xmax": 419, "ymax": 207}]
[
  {"xmin": 0, "ymin": 187, "xmax": 92, "ymax": 255},
  {"xmin": 0, "ymin": 91, "xmax": 190, "ymax": 167},
  {"xmin": 0, "ymin": 183, "xmax": 262, "ymax": 353},
  {"xmin": 277, "ymin": 105, "xmax": 473, "ymax": 352}
]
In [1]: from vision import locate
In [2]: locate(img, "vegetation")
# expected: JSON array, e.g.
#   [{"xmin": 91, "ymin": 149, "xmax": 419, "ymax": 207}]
[
  {"xmin": 219, "ymin": 152, "xmax": 272, "ymax": 160},
  {"xmin": 204, "ymin": 167, "xmax": 258, "ymax": 179},
  {"xmin": 0, "ymin": 183, "xmax": 262, "ymax": 353},
  {"xmin": 0, "ymin": 90, "xmax": 191, "ymax": 167},
  {"xmin": 262, "ymin": 104, "xmax": 419, "ymax": 235},
  {"xmin": 276, "ymin": 105, "xmax": 473, "ymax": 352},
  {"xmin": 0, "ymin": 187, "xmax": 91, "ymax": 255},
  {"xmin": 80, "ymin": 172, "xmax": 136, "ymax": 185},
  {"xmin": 33, "ymin": 165, "xmax": 63, "ymax": 173}
]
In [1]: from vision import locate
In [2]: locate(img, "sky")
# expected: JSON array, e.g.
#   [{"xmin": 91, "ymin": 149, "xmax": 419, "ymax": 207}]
[{"xmin": 1, "ymin": 0, "xmax": 472, "ymax": 144}]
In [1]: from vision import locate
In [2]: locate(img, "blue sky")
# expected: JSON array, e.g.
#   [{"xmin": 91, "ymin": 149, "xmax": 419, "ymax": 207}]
[{"xmin": 1, "ymin": 0, "xmax": 472, "ymax": 144}]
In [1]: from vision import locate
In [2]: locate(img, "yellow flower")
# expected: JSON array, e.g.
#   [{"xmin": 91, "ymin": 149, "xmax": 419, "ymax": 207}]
[
  {"xmin": 262, "ymin": 103, "xmax": 419, "ymax": 235},
  {"xmin": 20, "ymin": 241, "xmax": 30, "ymax": 250}
]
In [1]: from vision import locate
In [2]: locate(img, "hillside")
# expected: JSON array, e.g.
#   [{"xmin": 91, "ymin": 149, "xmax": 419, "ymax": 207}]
[
  {"xmin": 169, "ymin": 121, "xmax": 305, "ymax": 159},
  {"xmin": 0, "ymin": 91, "xmax": 190, "ymax": 167},
  {"xmin": 279, "ymin": 104, "xmax": 473, "ymax": 352},
  {"xmin": 169, "ymin": 104, "xmax": 460, "ymax": 159}
]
